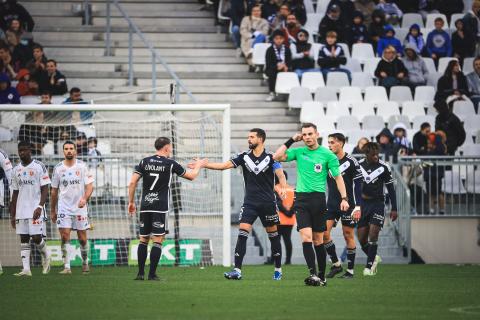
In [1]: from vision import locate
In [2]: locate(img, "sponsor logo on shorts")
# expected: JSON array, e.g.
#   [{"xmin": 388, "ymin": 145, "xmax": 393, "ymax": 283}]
[
  {"xmin": 373, "ymin": 213, "xmax": 384, "ymax": 221},
  {"xmin": 144, "ymin": 192, "xmax": 159, "ymax": 204},
  {"xmin": 152, "ymin": 222, "xmax": 165, "ymax": 228},
  {"xmin": 140, "ymin": 222, "xmax": 144, "ymax": 227}
]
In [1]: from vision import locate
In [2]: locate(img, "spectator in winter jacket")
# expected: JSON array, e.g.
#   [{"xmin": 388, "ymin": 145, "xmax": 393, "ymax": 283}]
[
  {"xmin": 327, "ymin": 0, "xmax": 356, "ymax": 25},
  {"xmin": 40, "ymin": 59, "xmax": 67, "ymax": 96},
  {"xmin": 26, "ymin": 43, "xmax": 47, "ymax": 81},
  {"xmin": 466, "ymin": 56, "xmax": 480, "ymax": 108},
  {"xmin": 463, "ymin": 0, "xmax": 480, "ymax": 55},
  {"xmin": 403, "ymin": 24, "xmax": 425, "ymax": 55},
  {"xmin": 347, "ymin": 11, "xmax": 368, "ymax": 48},
  {"xmin": 412, "ymin": 122, "xmax": 431, "ymax": 155},
  {"xmin": 4, "ymin": 18, "xmax": 22, "ymax": 53},
  {"xmin": 318, "ymin": 5, "xmax": 346, "ymax": 44},
  {"xmin": 434, "ymin": 100, "xmax": 466, "ymax": 155},
  {"xmin": 377, "ymin": 24, "xmax": 402, "ymax": 57},
  {"xmin": 392, "ymin": 122, "xmax": 412, "ymax": 154},
  {"xmin": 434, "ymin": 60, "xmax": 471, "ymax": 104},
  {"xmin": 376, "ymin": 127, "xmax": 399, "ymax": 162},
  {"xmin": 0, "ymin": 71, "xmax": 19, "ymax": 104},
  {"xmin": 376, "ymin": 0, "xmax": 402, "ymax": 26},
  {"xmin": 426, "ymin": 18, "xmax": 452, "ymax": 66},
  {"xmin": 271, "ymin": 4, "xmax": 290, "ymax": 30},
  {"xmin": 434, "ymin": 0, "xmax": 464, "ymax": 21},
  {"xmin": 286, "ymin": 0, "xmax": 306, "ymax": 26},
  {"xmin": 375, "ymin": 45, "xmax": 408, "ymax": 93},
  {"xmin": 317, "ymin": 31, "xmax": 350, "ymax": 81},
  {"xmin": 282, "ymin": 14, "xmax": 301, "ymax": 47},
  {"xmin": 0, "ymin": 0, "xmax": 35, "ymax": 32},
  {"xmin": 403, "ymin": 44, "xmax": 429, "ymax": 90},
  {"xmin": 15, "ymin": 67, "xmax": 29, "ymax": 96},
  {"xmin": 452, "ymin": 19, "xmax": 476, "ymax": 65},
  {"xmin": 290, "ymin": 29, "xmax": 317, "ymax": 78},
  {"xmin": 265, "ymin": 30, "xmax": 292, "ymax": 101},
  {"xmin": 418, "ymin": 0, "xmax": 439, "ymax": 20},
  {"xmin": 240, "ymin": 5, "xmax": 269, "ymax": 67},
  {"xmin": 0, "ymin": 43, "xmax": 19, "ymax": 80},
  {"xmin": 262, "ymin": 0, "xmax": 281, "ymax": 25},
  {"xmin": 368, "ymin": 9, "xmax": 386, "ymax": 49},
  {"xmin": 354, "ymin": 0, "xmax": 376, "ymax": 25}
]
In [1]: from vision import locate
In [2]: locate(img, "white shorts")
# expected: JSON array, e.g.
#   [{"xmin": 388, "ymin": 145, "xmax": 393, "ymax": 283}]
[
  {"xmin": 56, "ymin": 214, "xmax": 90, "ymax": 231},
  {"xmin": 16, "ymin": 218, "xmax": 45, "ymax": 236}
]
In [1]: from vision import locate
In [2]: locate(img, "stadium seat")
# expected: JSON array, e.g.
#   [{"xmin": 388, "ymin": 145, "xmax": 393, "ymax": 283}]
[
  {"xmin": 336, "ymin": 115, "xmax": 360, "ymax": 130},
  {"xmin": 1, "ymin": 111, "xmax": 25, "ymax": 129},
  {"xmin": 388, "ymin": 115, "xmax": 411, "ymax": 129},
  {"xmin": 275, "ymin": 72, "xmax": 300, "ymax": 94},
  {"xmin": 316, "ymin": 117, "xmax": 337, "ymax": 131},
  {"xmin": 423, "ymin": 58, "xmax": 437, "ymax": 75},
  {"xmin": 338, "ymin": 43, "xmax": 351, "ymax": 58},
  {"xmin": 346, "ymin": 129, "xmax": 367, "ymax": 145},
  {"xmin": 414, "ymin": 86, "xmax": 435, "ymax": 103},
  {"xmin": 97, "ymin": 140, "xmax": 112, "ymax": 154},
  {"xmin": 288, "ymin": 86, "xmax": 312, "ymax": 109},
  {"xmin": 312, "ymin": 43, "xmax": 322, "ymax": 61},
  {"xmin": 426, "ymin": 105, "xmax": 438, "ymax": 115},
  {"xmin": 20, "ymin": 95, "xmax": 41, "ymax": 104},
  {"xmin": 301, "ymin": 72, "xmax": 325, "ymax": 92},
  {"xmin": 401, "ymin": 101, "xmax": 427, "ymax": 117},
  {"xmin": 425, "ymin": 13, "xmax": 448, "ymax": 29},
  {"xmin": 442, "ymin": 171, "xmax": 467, "ymax": 194},
  {"xmin": 362, "ymin": 115, "xmax": 385, "ymax": 130},
  {"xmin": 52, "ymin": 95, "xmax": 66, "ymax": 104},
  {"xmin": 401, "ymin": 13, "xmax": 424, "ymax": 28},
  {"xmin": 314, "ymin": 87, "xmax": 338, "ymax": 104},
  {"xmin": 300, "ymin": 101, "xmax": 324, "ymax": 123},
  {"xmin": 325, "ymin": 101, "xmax": 351, "ymax": 117},
  {"xmin": 252, "ymin": 43, "xmax": 270, "ymax": 66},
  {"xmin": 462, "ymin": 57, "xmax": 475, "ymax": 75},
  {"xmin": 364, "ymin": 86, "xmax": 388, "ymax": 102},
  {"xmin": 351, "ymin": 43, "xmax": 375, "ymax": 63},
  {"xmin": 376, "ymin": 101, "xmax": 401, "ymax": 120},
  {"xmin": 394, "ymin": 28, "xmax": 408, "ymax": 43},
  {"xmin": 350, "ymin": 102, "xmax": 375, "ymax": 119},
  {"xmin": 463, "ymin": 115, "xmax": 480, "ymax": 131},
  {"xmin": 427, "ymin": 72, "xmax": 441, "ymax": 88},
  {"xmin": 42, "ymin": 142, "xmax": 55, "ymax": 155},
  {"xmin": 463, "ymin": 144, "xmax": 480, "ymax": 156},
  {"xmin": 412, "ymin": 115, "xmax": 435, "ymax": 131},
  {"xmin": 453, "ymin": 100, "xmax": 476, "ymax": 120},
  {"xmin": 77, "ymin": 126, "xmax": 96, "ymax": 138},
  {"xmin": 351, "ymin": 72, "xmax": 374, "ymax": 90},
  {"xmin": 305, "ymin": 13, "xmax": 323, "ymax": 34},
  {"xmin": 437, "ymin": 57, "xmax": 458, "ymax": 74},
  {"xmin": 465, "ymin": 170, "xmax": 480, "ymax": 194},
  {"xmin": 345, "ymin": 58, "xmax": 362, "ymax": 73},
  {"xmin": 449, "ymin": 13, "xmax": 465, "ymax": 29},
  {"xmin": 0, "ymin": 126, "xmax": 12, "ymax": 141},
  {"xmin": 304, "ymin": 0, "xmax": 315, "ymax": 14},
  {"xmin": 363, "ymin": 58, "xmax": 381, "ymax": 78},
  {"xmin": 316, "ymin": 0, "xmax": 329, "ymax": 14},
  {"xmin": 326, "ymin": 72, "xmax": 350, "ymax": 89},
  {"xmin": 339, "ymin": 86, "xmax": 362, "ymax": 102},
  {"xmin": 344, "ymin": 143, "xmax": 354, "ymax": 153},
  {"xmin": 389, "ymin": 86, "xmax": 413, "ymax": 105}
]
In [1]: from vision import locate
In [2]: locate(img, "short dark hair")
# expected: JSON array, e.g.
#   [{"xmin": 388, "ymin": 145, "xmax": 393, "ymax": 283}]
[
  {"xmin": 420, "ymin": 122, "xmax": 431, "ymax": 130},
  {"xmin": 32, "ymin": 43, "xmax": 43, "ymax": 51},
  {"xmin": 0, "ymin": 42, "xmax": 9, "ymax": 51},
  {"xmin": 47, "ymin": 59, "xmax": 57, "ymax": 66},
  {"xmin": 154, "ymin": 137, "xmax": 171, "ymax": 150},
  {"xmin": 88, "ymin": 137, "xmax": 98, "ymax": 145},
  {"xmin": 328, "ymin": 132, "xmax": 346, "ymax": 146},
  {"xmin": 18, "ymin": 140, "xmax": 31, "ymax": 149},
  {"xmin": 434, "ymin": 17, "xmax": 444, "ymax": 23},
  {"xmin": 301, "ymin": 122, "xmax": 317, "ymax": 131},
  {"xmin": 250, "ymin": 128, "xmax": 266, "ymax": 142},
  {"xmin": 70, "ymin": 87, "xmax": 81, "ymax": 95},
  {"xmin": 40, "ymin": 90, "xmax": 52, "ymax": 97},
  {"xmin": 474, "ymin": 56, "xmax": 480, "ymax": 64},
  {"xmin": 63, "ymin": 140, "xmax": 76, "ymax": 149},
  {"xmin": 363, "ymin": 142, "xmax": 380, "ymax": 154}
]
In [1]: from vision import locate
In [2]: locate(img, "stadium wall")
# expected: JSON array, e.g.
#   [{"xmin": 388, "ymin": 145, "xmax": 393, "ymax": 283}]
[{"xmin": 411, "ymin": 218, "xmax": 480, "ymax": 264}]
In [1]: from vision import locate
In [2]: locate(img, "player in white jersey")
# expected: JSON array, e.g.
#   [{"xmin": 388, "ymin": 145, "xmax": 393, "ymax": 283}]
[
  {"xmin": 51, "ymin": 141, "xmax": 94, "ymax": 274},
  {"xmin": 9, "ymin": 141, "xmax": 51, "ymax": 276},
  {"xmin": 0, "ymin": 148, "xmax": 13, "ymax": 275}
]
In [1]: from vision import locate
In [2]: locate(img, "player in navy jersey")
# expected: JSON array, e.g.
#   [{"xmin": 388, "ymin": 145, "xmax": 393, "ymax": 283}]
[
  {"xmin": 197, "ymin": 128, "xmax": 287, "ymax": 280},
  {"xmin": 357, "ymin": 142, "xmax": 397, "ymax": 276},
  {"xmin": 324, "ymin": 133, "xmax": 363, "ymax": 279},
  {"xmin": 128, "ymin": 137, "xmax": 207, "ymax": 281}
]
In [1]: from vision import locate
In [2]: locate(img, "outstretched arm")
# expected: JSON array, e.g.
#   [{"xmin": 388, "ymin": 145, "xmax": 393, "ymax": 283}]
[
  {"xmin": 182, "ymin": 158, "xmax": 208, "ymax": 181},
  {"xmin": 188, "ymin": 159, "xmax": 234, "ymax": 171},
  {"xmin": 273, "ymin": 133, "xmax": 302, "ymax": 162}
]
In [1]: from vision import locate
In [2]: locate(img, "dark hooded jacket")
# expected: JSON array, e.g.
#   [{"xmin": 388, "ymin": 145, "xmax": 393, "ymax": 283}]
[
  {"xmin": 290, "ymin": 29, "xmax": 315, "ymax": 70},
  {"xmin": 377, "ymin": 24, "xmax": 403, "ymax": 56},
  {"xmin": 0, "ymin": 0, "xmax": 34, "ymax": 32},
  {"xmin": 376, "ymin": 128, "xmax": 400, "ymax": 162},
  {"xmin": 368, "ymin": 9, "xmax": 386, "ymax": 47},
  {"xmin": 0, "ymin": 72, "xmax": 20, "ymax": 104},
  {"xmin": 434, "ymin": 103, "xmax": 466, "ymax": 155},
  {"xmin": 348, "ymin": 11, "xmax": 369, "ymax": 46}
]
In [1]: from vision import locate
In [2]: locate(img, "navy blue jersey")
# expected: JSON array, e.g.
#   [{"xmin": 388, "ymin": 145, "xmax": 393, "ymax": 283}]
[
  {"xmin": 327, "ymin": 153, "xmax": 362, "ymax": 211},
  {"xmin": 358, "ymin": 158, "xmax": 394, "ymax": 202},
  {"xmin": 134, "ymin": 155, "xmax": 186, "ymax": 213},
  {"xmin": 231, "ymin": 150, "xmax": 281, "ymax": 205}
]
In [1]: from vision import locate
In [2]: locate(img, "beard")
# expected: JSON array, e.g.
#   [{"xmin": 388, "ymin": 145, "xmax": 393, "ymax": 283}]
[
  {"xmin": 248, "ymin": 143, "xmax": 258, "ymax": 150},
  {"xmin": 65, "ymin": 154, "xmax": 74, "ymax": 160}
]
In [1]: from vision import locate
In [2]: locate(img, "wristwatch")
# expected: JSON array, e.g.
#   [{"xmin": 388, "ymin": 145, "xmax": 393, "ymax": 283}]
[{"xmin": 341, "ymin": 197, "xmax": 348, "ymax": 202}]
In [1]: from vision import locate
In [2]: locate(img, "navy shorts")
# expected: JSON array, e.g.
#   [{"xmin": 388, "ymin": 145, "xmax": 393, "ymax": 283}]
[
  {"xmin": 294, "ymin": 192, "xmax": 327, "ymax": 232},
  {"xmin": 358, "ymin": 200, "xmax": 385, "ymax": 228},
  {"xmin": 139, "ymin": 212, "xmax": 167, "ymax": 236},
  {"xmin": 239, "ymin": 202, "xmax": 279, "ymax": 227},
  {"xmin": 325, "ymin": 209, "xmax": 356, "ymax": 228}
]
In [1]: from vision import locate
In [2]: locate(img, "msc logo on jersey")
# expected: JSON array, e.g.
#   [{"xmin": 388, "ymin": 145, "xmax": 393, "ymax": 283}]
[{"xmin": 314, "ymin": 163, "xmax": 323, "ymax": 173}]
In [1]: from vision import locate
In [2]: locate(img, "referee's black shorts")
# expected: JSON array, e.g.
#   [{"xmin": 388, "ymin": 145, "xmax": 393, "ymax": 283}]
[{"xmin": 294, "ymin": 192, "xmax": 327, "ymax": 232}]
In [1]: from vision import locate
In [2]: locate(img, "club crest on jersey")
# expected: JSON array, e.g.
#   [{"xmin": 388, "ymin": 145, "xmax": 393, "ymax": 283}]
[
  {"xmin": 29, "ymin": 170, "xmax": 34, "ymax": 176},
  {"xmin": 314, "ymin": 163, "xmax": 322, "ymax": 173},
  {"xmin": 75, "ymin": 170, "xmax": 80, "ymax": 176}
]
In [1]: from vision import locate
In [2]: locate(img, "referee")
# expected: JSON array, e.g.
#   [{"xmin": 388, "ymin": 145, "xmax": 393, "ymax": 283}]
[{"xmin": 274, "ymin": 123, "xmax": 349, "ymax": 286}]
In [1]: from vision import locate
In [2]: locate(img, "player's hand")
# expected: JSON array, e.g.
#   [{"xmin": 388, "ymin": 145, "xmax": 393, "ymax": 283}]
[
  {"xmin": 292, "ymin": 133, "xmax": 302, "ymax": 142},
  {"xmin": 340, "ymin": 199, "xmax": 349, "ymax": 212},
  {"xmin": 279, "ymin": 186, "xmax": 287, "ymax": 200},
  {"xmin": 128, "ymin": 202, "xmax": 136, "ymax": 216},
  {"xmin": 10, "ymin": 217, "xmax": 15, "ymax": 229},
  {"xmin": 33, "ymin": 207, "xmax": 42, "ymax": 220},
  {"xmin": 351, "ymin": 207, "xmax": 361, "ymax": 222},
  {"xmin": 390, "ymin": 210, "xmax": 398, "ymax": 222},
  {"xmin": 51, "ymin": 211, "xmax": 57, "ymax": 223},
  {"xmin": 78, "ymin": 197, "xmax": 87, "ymax": 208}
]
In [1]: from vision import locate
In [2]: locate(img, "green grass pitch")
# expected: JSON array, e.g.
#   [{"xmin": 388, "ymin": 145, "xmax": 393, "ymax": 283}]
[{"xmin": 1, "ymin": 264, "xmax": 479, "ymax": 320}]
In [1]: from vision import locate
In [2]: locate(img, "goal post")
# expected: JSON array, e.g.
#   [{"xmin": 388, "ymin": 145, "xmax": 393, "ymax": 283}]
[{"xmin": 0, "ymin": 104, "xmax": 231, "ymax": 267}]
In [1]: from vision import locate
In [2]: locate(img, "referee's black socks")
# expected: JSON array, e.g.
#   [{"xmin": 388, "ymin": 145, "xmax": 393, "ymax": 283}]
[
  {"xmin": 149, "ymin": 242, "xmax": 162, "ymax": 276},
  {"xmin": 302, "ymin": 242, "xmax": 317, "ymax": 276},
  {"xmin": 314, "ymin": 244, "xmax": 327, "ymax": 280},
  {"xmin": 234, "ymin": 229, "xmax": 249, "ymax": 270},
  {"xmin": 268, "ymin": 231, "xmax": 282, "ymax": 269},
  {"xmin": 137, "ymin": 241, "xmax": 148, "ymax": 276}
]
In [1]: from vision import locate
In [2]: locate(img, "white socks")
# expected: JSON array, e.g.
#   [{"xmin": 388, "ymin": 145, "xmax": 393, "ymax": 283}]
[
  {"xmin": 20, "ymin": 243, "xmax": 31, "ymax": 271},
  {"xmin": 80, "ymin": 243, "xmax": 89, "ymax": 265},
  {"xmin": 37, "ymin": 239, "xmax": 48, "ymax": 260},
  {"xmin": 61, "ymin": 241, "xmax": 70, "ymax": 269}
]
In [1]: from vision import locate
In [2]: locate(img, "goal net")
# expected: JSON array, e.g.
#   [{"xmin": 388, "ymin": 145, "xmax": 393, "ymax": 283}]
[{"xmin": 0, "ymin": 104, "xmax": 231, "ymax": 268}]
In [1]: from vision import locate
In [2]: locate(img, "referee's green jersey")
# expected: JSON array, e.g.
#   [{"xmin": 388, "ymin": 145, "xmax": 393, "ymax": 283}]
[{"xmin": 286, "ymin": 146, "xmax": 340, "ymax": 193}]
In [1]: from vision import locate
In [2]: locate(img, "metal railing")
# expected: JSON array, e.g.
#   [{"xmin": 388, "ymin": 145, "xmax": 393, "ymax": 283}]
[
  {"xmin": 399, "ymin": 156, "xmax": 480, "ymax": 216},
  {"xmin": 392, "ymin": 168, "xmax": 411, "ymax": 262},
  {"xmin": 101, "ymin": 0, "xmax": 197, "ymax": 103}
]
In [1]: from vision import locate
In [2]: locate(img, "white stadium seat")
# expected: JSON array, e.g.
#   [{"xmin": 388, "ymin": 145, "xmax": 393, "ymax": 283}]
[
  {"xmin": 412, "ymin": 115, "xmax": 435, "ymax": 131},
  {"xmin": 20, "ymin": 95, "xmax": 40, "ymax": 104},
  {"xmin": 336, "ymin": 115, "xmax": 360, "ymax": 131},
  {"xmin": 465, "ymin": 170, "xmax": 480, "ymax": 194},
  {"xmin": 351, "ymin": 72, "xmax": 374, "ymax": 90},
  {"xmin": 376, "ymin": 101, "xmax": 401, "ymax": 120},
  {"xmin": 449, "ymin": 13, "xmax": 465, "ymax": 29},
  {"xmin": 312, "ymin": 43, "xmax": 323, "ymax": 61},
  {"xmin": 339, "ymin": 86, "xmax": 363, "ymax": 102},
  {"xmin": 388, "ymin": 115, "xmax": 411, "ymax": 129},
  {"xmin": 362, "ymin": 115, "xmax": 385, "ymax": 130},
  {"xmin": 425, "ymin": 13, "xmax": 448, "ymax": 29},
  {"xmin": 363, "ymin": 58, "xmax": 381, "ymax": 78},
  {"xmin": 402, "ymin": 13, "xmax": 424, "ymax": 28},
  {"xmin": 300, "ymin": 101, "xmax": 324, "ymax": 123},
  {"xmin": 314, "ymin": 87, "xmax": 338, "ymax": 103},
  {"xmin": 437, "ymin": 57, "xmax": 458, "ymax": 74},
  {"xmin": 423, "ymin": 58, "xmax": 437, "ymax": 74},
  {"xmin": 301, "ymin": 72, "xmax": 325, "ymax": 92},
  {"xmin": 364, "ymin": 86, "xmax": 388, "ymax": 102},
  {"xmin": 389, "ymin": 86, "xmax": 413, "ymax": 105},
  {"xmin": 414, "ymin": 86, "xmax": 435, "ymax": 103},
  {"xmin": 252, "ymin": 43, "xmax": 270, "ymax": 66},
  {"xmin": 316, "ymin": 0, "xmax": 329, "ymax": 14},
  {"xmin": 275, "ymin": 72, "xmax": 300, "ymax": 94},
  {"xmin": 442, "ymin": 171, "xmax": 467, "ymax": 194},
  {"xmin": 401, "ymin": 101, "xmax": 427, "ymax": 117},
  {"xmin": 351, "ymin": 43, "xmax": 375, "ymax": 62},
  {"xmin": 462, "ymin": 57, "xmax": 475, "ymax": 75},
  {"xmin": 326, "ymin": 72, "xmax": 350, "ymax": 89},
  {"xmin": 345, "ymin": 58, "xmax": 362, "ymax": 73},
  {"xmin": 453, "ymin": 100, "xmax": 476, "ymax": 120},
  {"xmin": 288, "ymin": 86, "xmax": 312, "ymax": 109},
  {"xmin": 427, "ymin": 72, "xmax": 441, "ymax": 88},
  {"xmin": 0, "ymin": 126, "xmax": 12, "ymax": 141},
  {"xmin": 463, "ymin": 115, "xmax": 480, "ymax": 131},
  {"xmin": 325, "ymin": 101, "xmax": 351, "ymax": 117},
  {"xmin": 350, "ymin": 102, "xmax": 376, "ymax": 119}
]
